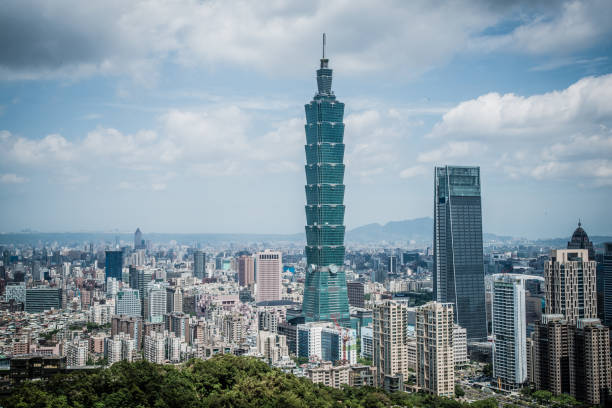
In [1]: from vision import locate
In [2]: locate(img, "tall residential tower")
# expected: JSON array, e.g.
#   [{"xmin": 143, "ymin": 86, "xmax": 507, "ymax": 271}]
[
  {"xmin": 492, "ymin": 274, "xmax": 527, "ymax": 390},
  {"xmin": 301, "ymin": 35, "xmax": 350, "ymax": 325},
  {"xmin": 415, "ymin": 302, "xmax": 455, "ymax": 397},
  {"xmin": 544, "ymin": 249, "xmax": 597, "ymax": 324},
  {"xmin": 433, "ymin": 166, "xmax": 487, "ymax": 340}
]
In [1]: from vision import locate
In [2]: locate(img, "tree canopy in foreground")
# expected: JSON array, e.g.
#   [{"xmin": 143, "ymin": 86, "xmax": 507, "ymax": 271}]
[{"xmin": 3, "ymin": 354, "xmax": 500, "ymax": 408}]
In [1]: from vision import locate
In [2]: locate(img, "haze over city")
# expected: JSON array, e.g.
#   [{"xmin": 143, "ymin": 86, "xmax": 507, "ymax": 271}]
[{"xmin": 1, "ymin": 1, "xmax": 611, "ymax": 238}]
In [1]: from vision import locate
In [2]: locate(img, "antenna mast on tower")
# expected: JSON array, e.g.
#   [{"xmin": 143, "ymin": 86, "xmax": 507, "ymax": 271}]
[{"xmin": 322, "ymin": 33, "xmax": 326, "ymax": 59}]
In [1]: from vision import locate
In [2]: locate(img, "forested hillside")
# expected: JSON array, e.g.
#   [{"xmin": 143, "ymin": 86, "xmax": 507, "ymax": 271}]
[{"xmin": 3, "ymin": 354, "xmax": 499, "ymax": 408}]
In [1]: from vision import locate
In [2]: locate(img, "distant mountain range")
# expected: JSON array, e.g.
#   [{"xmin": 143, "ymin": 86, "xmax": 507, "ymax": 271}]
[
  {"xmin": 346, "ymin": 217, "xmax": 432, "ymax": 243},
  {"xmin": 1, "ymin": 218, "xmax": 611, "ymax": 246}
]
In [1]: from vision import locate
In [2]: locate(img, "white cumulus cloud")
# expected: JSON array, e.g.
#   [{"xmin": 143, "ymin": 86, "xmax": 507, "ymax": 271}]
[
  {"xmin": 425, "ymin": 74, "xmax": 612, "ymax": 186},
  {"xmin": 429, "ymin": 74, "xmax": 612, "ymax": 140}
]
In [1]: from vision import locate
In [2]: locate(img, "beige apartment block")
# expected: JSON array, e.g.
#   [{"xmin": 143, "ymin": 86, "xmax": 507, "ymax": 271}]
[
  {"xmin": 545, "ymin": 249, "xmax": 597, "ymax": 324},
  {"xmin": 416, "ymin": 302, "xmax": 455, "ymax": 398},
  {"xmin": 373, "ymin": 300, "xmax": 412, "ymax": 383}
]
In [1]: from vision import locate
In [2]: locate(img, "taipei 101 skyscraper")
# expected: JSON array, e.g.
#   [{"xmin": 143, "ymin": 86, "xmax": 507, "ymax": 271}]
[{"xmin": 302, "ymin": 34, "xmax": 350, "ymax": 325}]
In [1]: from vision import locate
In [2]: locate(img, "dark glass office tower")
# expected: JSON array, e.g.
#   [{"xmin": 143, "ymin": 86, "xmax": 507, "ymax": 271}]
[
  {"xmin": 105, "ymin": 250, "xmax": 123, "ymax": 281},
  {"xmin": 433, "ymin": 166, "xmax": 487, "ymax": 340},
  {"xmin": 302, "ymin": 38, "xmax": 350, "ymax": 325},
  {"xmin": 193, "ymin": 250, "xmax": 206, "ymax": 279},
  {"xmin": 597, "ymin": 243, "xmax": 612, "ymax": 327}
]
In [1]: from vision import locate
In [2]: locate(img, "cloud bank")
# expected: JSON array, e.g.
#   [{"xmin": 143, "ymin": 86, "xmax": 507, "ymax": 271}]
[
  {"xmin": 407, "ymin": 74, "xmax": 612, "ymax": 186},
  {"xmin": 2, "ymin": 0, "xmax": 611, "ymax": 81}
]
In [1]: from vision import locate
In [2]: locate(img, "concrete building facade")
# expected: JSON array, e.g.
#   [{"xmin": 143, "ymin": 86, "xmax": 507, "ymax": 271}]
[
  {"xmin": 492, "ymin": 274, "xmax": 527, "ymax": 390},
  {"xmin": 415, "ymin": 302, "xmax": 455, "ymax": 398},
  {"xmin": 373, "ymin": 300, "xmax": 412, "ymax": 384},
  {"xmin": 545, "ymin": 249, "xmax": 597, "ymax": 325},
  {"xmin": 255, "ymin": 250, "xmax": 282, "ymax": 303}
]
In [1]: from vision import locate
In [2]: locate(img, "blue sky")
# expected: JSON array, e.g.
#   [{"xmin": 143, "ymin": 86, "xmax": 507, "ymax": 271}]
[{"xmin": 1, "ymin": 0, "xmax": 612, "ymax": 239}]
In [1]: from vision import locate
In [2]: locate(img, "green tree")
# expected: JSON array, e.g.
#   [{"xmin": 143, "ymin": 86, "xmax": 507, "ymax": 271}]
[
  {"xmin": 470, "ymin": 398, "xmax": 498, "ymax": 408},
  {"xmin": 455, "ymin": 384, "xmax": 465, "ymax": 397},
  {"xmin": 291, "ymin": 356, "xmax": 308, "ymax": 365},
  {"xmin": 533, "ymin": 390, "xmax": 553, "ymax": 403},
  {"xmin": 357, "ymin": 357, "xmax": 372, "ymax": 366}
]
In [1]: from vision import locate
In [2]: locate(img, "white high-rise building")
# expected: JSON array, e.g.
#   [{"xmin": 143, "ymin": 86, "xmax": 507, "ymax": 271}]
[
  {"xmin": 167, "ymin": 334, "xmax": 182, "ymax": 363},
  {"xmin": 222, "ymin": 313, "xmax": 244, "ymax": 344},
  {"xmin": 146, "ymin": 282, "xmax": 167, "ymax": 323},
  {"xmin": 453, "ymin": 325, "xmax": 468, "ymax": 367},
  {"xmin": 360, "ymin": 326, "xmax": 373, "ymax": 359},
  {"xmin": 166, "ymin": 287, "xmax": 183, "ymax": 314},
  {"xmin": 255, "ymin": 250, "xmax": 282, "ymax": 302},
  {"xmin": 492, "ymin": 274, "xmax": 527, "ymax": 390},
  {"xmin": 106, "ymin": 335, "xmax": 122, "ymax": 365},
  {"xmin": 296, "ymin": 321, "xmax": 356, "ymax": 365},
  {"xmin": 105, "ymin": 333, "xmax": 135, "ymax": 365},
  {"xmin": 116, "ymin": 288, "xmax": 141, "ymax": 317},
  {"xmin": 61, "ymin": 262, "xmax": 70, "ymax": 278},
  {"xmin": 66, "ymin": 338, "xmax": 89, "ymax": 367},
  {"xmin": 106, "ymin": 277, "xmax": 119, "ymax": 297},
  {"xmin": 130, "ymin": 250, "xmax": 145, "ymax": 267},
  {"xmin": 416, "ymin": 302, "xmax": 455, "ymax": 397},
  {"xmin": 90, "ymin": 302, "xmax": 114, "ymax": 325},
  {"xmin": 144, "ymin": 331, "xmax": 167, "ymax": 364},
  {"xmin": 407, "ymin": 335, "xmax": 417, "ymax": 371}
]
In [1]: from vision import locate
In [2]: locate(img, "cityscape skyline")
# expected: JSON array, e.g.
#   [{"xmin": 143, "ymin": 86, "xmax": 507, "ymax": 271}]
[
  {"xmin": 1, "ymin": 2, "xmax": 612, "ymax": 406},
  {"xmin": 1, "ymin": 1, "xmax": 612, "ymax": 239}
]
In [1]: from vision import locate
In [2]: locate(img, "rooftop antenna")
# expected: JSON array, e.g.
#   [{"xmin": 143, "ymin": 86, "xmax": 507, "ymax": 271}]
[
  {"xmin": 322, "ymin": 33, "xmax": 326, "ymax": 59},
  {"xmin": 320, "ymin": 33, "xmax": 329, "ymax": 69}
]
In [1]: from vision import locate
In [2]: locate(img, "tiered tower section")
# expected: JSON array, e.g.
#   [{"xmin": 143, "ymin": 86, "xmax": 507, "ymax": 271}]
[{"xmin": 302, "ymin": 41, "xmax": 350, "ymax": 325}]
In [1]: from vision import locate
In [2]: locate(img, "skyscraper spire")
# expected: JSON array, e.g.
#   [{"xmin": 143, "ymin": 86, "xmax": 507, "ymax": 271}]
[
  {"xmin": 322, "ymin": 33, "xmax": 326, "ymax": 59},
  {"xmin": 320, "ymin": 33, "xmax": 328, "ymax": 69}
]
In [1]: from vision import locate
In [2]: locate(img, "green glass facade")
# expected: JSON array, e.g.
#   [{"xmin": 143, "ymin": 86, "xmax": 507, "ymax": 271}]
[{"xmin": 302, "ymin": 55, "xmax": 350, "ymax": 325}]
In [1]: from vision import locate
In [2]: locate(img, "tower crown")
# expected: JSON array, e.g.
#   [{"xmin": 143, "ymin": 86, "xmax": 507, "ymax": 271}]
[{"xmin": 317, "ymin": 33, "xmax": 332, "ymax": 95}]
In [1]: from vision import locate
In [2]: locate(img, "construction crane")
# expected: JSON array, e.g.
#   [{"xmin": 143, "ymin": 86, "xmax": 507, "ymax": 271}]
[{"xmin": 331, "ymin": 315, "xmax": 351, "ymax": 363}]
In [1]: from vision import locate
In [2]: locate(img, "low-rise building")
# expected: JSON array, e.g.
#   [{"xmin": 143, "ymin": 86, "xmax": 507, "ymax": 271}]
[
  {"xmin": 306, "ymin": 361, "xmax": 351, "ymax": 389},
  {"xmin": 257, "ymin": 331, "xmax": 289, "ymax": 365},
  {"xmin": 66, "ymin": 338, "xmax": 89, "ymax": 367}
]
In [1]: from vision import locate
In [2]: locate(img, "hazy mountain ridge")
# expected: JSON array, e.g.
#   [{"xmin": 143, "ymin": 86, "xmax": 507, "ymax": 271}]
[
  {"xmin": 1, "ymin": 218, "xmax": 611, "ymax": 246},
  {"xmin": 346, "ymin": 217, "xmax": 432, "ymax": 243}
]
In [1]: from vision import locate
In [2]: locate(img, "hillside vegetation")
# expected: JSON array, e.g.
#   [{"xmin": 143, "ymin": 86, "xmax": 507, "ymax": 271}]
[{"xmin": 3, "ymin": 354, "xmax": 499, "ymax": 408}]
